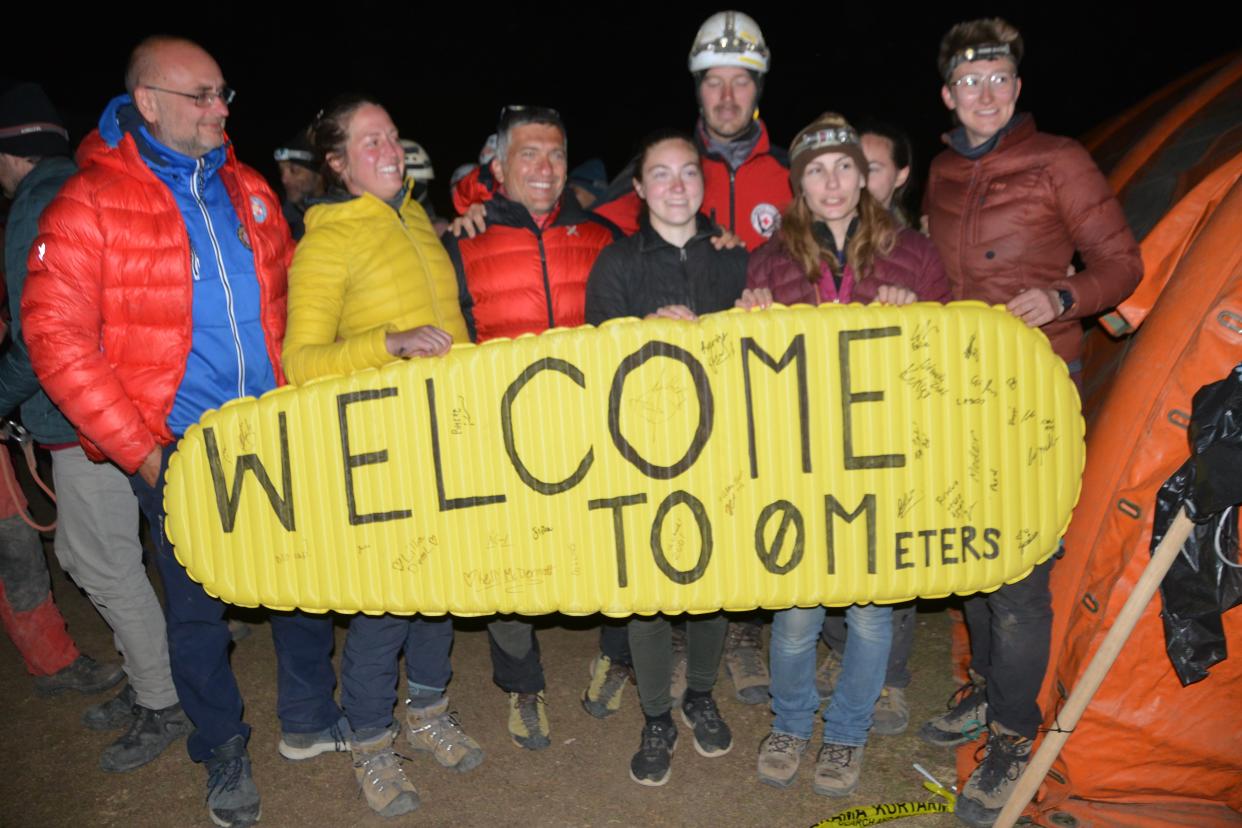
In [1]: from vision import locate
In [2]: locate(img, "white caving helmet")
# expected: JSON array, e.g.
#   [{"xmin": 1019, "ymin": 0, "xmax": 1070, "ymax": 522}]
[
  {"xmin": 688, "ymin": 11, "xmax": 770, "ymax": 75},
  {"xmin": 401, "ymin": 139, "xmax": 435, "ymax": 183}
]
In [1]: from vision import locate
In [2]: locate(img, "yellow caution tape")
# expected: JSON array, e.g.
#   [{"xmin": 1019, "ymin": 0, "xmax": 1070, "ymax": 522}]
[
  {"xmin": 810, "ymin": 783, "xmax": 955, "ymax": 827},
  {"xmin": 164, "ymin": 302, "xmax": 1083, "ymax": 615}
]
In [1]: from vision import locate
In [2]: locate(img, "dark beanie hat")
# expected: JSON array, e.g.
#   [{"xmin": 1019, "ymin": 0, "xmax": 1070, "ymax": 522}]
[
  {"xmin": 788, "ymin": 112, "xmax": 868, "ymax": 196},
  {"xmin": 0, "ymin": 82, "xmax": 69, "ymax": 157},
  {"xmin": 273, "ymin": 128, "xmax": 317, "ymax": 171}
]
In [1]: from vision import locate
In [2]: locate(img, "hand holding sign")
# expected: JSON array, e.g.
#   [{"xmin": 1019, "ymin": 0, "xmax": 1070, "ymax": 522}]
[{"xmin": 164, "ymin": 302, "xmax": 1083, "ymax": 616}]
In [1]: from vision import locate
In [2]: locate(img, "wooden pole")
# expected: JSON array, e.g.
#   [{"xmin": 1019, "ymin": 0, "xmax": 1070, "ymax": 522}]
[{"xmin": 993, "ymin": 509, "xmax": 1197, "ymax": 828}]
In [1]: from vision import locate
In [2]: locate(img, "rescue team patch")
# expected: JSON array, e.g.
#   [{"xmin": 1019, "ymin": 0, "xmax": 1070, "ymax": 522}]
[
  {"xmin": 164, "ymin": 303, "xmax": 1083, "ymax": 616},
  {"xmin": 750, "ymin": 202, "xmax": 781, "ymax": 238},
  {"xmin": 249, "ymin": 195, "xmax": 268, "ymax": 223}
]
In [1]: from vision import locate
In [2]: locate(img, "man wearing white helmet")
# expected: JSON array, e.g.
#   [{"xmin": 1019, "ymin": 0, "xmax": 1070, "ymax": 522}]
[{"xmin": 593, "ymin": 10, "xmax": 791, "ymax": 251}]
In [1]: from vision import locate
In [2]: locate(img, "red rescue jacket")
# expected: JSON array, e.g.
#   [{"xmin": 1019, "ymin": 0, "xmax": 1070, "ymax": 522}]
[
  {"xmin": 22, "ymin": 129, "xmax": 290, "ymax": 473},
  {"xmin": 444, "ymin": 194, "xmax": 619, "ymax": 342}
]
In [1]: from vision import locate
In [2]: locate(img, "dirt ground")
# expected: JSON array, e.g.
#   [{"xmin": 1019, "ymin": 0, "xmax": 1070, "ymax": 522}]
[{"xmin": 2, "ymin": 535, "xmax": 968, "ymax": 828}]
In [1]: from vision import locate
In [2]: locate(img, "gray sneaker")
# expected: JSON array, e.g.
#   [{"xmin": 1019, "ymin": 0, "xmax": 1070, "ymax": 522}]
[
  {"xmin": 279, "ymin": 715, "xmax": 351, "ymax": 761},
  {"xmin": 83, "ymin": 683, "xmax": 137, "ymax": 731},
  {"xmin": 756, "ymin": 731, "xmax": 809, "ymax": 788},
  {"xmin": 99, "ymin": 702, "xmax": 191, "ymax": 773},
  {"xmin": 206, "ymin": 735, "xmax": 261, "ymax": 828},
  {"xmin": 813, "ymin": 743, "xmax": 865, "ymax": 797},
  {"xmin": 34, "ymin": 655, "xmax": 124, "ymax": 697}
]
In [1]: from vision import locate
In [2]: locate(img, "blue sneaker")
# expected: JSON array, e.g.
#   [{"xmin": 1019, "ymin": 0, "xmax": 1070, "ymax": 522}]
[{"xmin": 278, "ymin": 715, "xmax": 351, "ymax": 761}]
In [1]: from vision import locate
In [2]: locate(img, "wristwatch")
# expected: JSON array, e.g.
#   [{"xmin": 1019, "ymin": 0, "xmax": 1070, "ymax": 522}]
[{"xmin": 1056, "ymin": 289, "xmax": 1075, "ymax": 317}]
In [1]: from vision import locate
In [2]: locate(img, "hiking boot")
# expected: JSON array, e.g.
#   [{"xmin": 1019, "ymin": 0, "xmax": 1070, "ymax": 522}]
[
  {"xmin": 679, "ymin": 694, "xmax": 732, "ymax": 757},
  {"xmin": 670, "ymin": 626, "xmax": 689, "ymax": 704},
  {"xmin": 34, "ymin": 655, "xmax": 125, "ymax": 697},
  {"xmin": 352, "ymin": 729, "xmax": 419, "ymax": 818},
  {"xmin": 724, "ymin": 622, "xmax": 770, "ymax": 704},
  {"xmin": 756, "ymin": 731, "xmax": 809, "ymax": 788},
  {"xmin": 205, "ymin": 735, "xmax": 261, "ymax": 828},
  {"xmin": 814, "ymin": 742, "xmax": 865, "ymax": 797},
  {"xmin": 872, "ymin": 686, "xmax": 910, "ymax": 736},
  {"xmin": 815, "ymin": 650, "xmax": 842, "ymax": 699},
  {"xmin": 99, "ymin": 701, "xmax": 192, "ymax": 773},
  {"xmin": 507, "ymin": 692, "xmax": 550, "ymax": 750},
  {"xmin": 581, "ymin": 654, "xmax": 633, "ymax": 719},
  {"xmin": 83, "ymin": 683, "xmax": 137, "ymax": 731},
  {"xmin": 629, "ymin": 719, "xmax": 677, "ymax": 787},
  {"xmin": 955, "ymin": 722, "xmax": 1033, "ymax": 828},
  {"xmin": 279, "ymin": 715, "xmax": 351, "ymax": 761},
  {"xmin": 920, "ymin": 674, "xmax": 987, "ymax": 747},
  {"xmin": 405, "ymin": 697, "xmax": 484, "ymax": 772}
]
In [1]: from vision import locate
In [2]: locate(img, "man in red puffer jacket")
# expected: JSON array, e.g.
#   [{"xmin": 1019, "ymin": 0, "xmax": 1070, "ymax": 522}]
[{"xmin": 23, "ymin": 36, "xmax": 343, "ymax": 828}]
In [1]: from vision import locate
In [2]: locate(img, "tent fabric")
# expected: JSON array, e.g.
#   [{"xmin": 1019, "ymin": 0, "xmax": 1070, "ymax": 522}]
[{"xmin": 950, "ymin": 58, "xmax": 1242, "ymax": 826}]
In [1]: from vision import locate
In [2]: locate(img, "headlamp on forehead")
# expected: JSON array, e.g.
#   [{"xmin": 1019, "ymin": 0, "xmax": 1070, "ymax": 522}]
[
  {"xmin": 791, "ymin": 126, "xmax": 860, "ymax": 161},
  {"xmin": 946, "ymin": 42, "xmax": 1015, "ymax": 80},
  {"xmin": 688, "ymin": 11, "xmax": 771, "ymax": 74},
  {"xmin": 690, "ymin": 32, "xmax": 769, "ymax": 64}
]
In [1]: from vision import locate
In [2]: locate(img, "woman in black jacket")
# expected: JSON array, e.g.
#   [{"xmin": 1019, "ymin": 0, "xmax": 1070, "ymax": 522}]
[
  {"xmin": 585, "ymin": 131, "xmax": 747, "ymax": 325},
  {"xmin": 584, "ymin": 130, "xmax": 746, "ymax": 788}
]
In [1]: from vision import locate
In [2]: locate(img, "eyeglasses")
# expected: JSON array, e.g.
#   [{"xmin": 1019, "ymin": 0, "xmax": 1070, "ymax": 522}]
[
  {"xmin": 143, "ymin": 85, "xmax": 236, "ymax": 108},
  {"xmin": 950, "ymin": 72, "xmax": 1016, "ymax": 98}
]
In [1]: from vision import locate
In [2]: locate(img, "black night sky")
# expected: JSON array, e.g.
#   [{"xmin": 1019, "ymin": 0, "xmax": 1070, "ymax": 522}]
[{"xmin": 7, "ymin": 3, "xmax": 1237, "ymax": 214}]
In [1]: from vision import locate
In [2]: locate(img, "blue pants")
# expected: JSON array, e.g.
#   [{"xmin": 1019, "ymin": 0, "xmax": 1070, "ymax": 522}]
[
  {"xmin": 342, "ymin": 613, "xmax": 454, "ymax": 738},
  {"xmin": 770, "ymin": 604, "xmax": 892, "ymax": 746},
  {"xmin": 130, "ymin": 444, "xmax": 340, "ymax": 763}
]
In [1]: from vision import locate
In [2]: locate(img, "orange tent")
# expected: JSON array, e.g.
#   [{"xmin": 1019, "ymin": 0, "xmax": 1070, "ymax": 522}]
[{"xmin": 957, "ymin": 54, "xmax": 1242, "ymax": 827}]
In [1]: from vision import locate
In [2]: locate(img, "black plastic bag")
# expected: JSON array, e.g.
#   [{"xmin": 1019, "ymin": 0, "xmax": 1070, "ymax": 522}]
[{"xmin": 1150, "ymin": 364, "xmax": 1242, "ymax": 686}]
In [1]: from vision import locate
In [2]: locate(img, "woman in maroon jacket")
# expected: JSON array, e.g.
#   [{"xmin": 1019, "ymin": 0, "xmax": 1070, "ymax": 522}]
[
  {"xmin": 742, "ymin": 113, "xmax": 949, "ymax": 799},
  {"xmin": 741, "ymin": 113, "xmax": 949, "ymax": 310},
  {"xmin": 919, "ymin": 18, "xmax": 1140, "ymax": 828}
]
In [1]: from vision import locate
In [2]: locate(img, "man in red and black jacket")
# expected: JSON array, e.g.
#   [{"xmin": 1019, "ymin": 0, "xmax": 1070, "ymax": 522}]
[{"xmin": 441, "ymin": 105, "xmax": 619, "ymax": 750}]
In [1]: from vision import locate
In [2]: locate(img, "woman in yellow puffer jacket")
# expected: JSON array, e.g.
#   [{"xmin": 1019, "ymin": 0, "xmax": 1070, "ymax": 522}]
[
  {"xmin": 284, "ymin": 108, "xmax": 467, "ymax": 384},
  {"xmin": 283, "ymin": 95, "xmax": 478, "ymax": 820}
]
